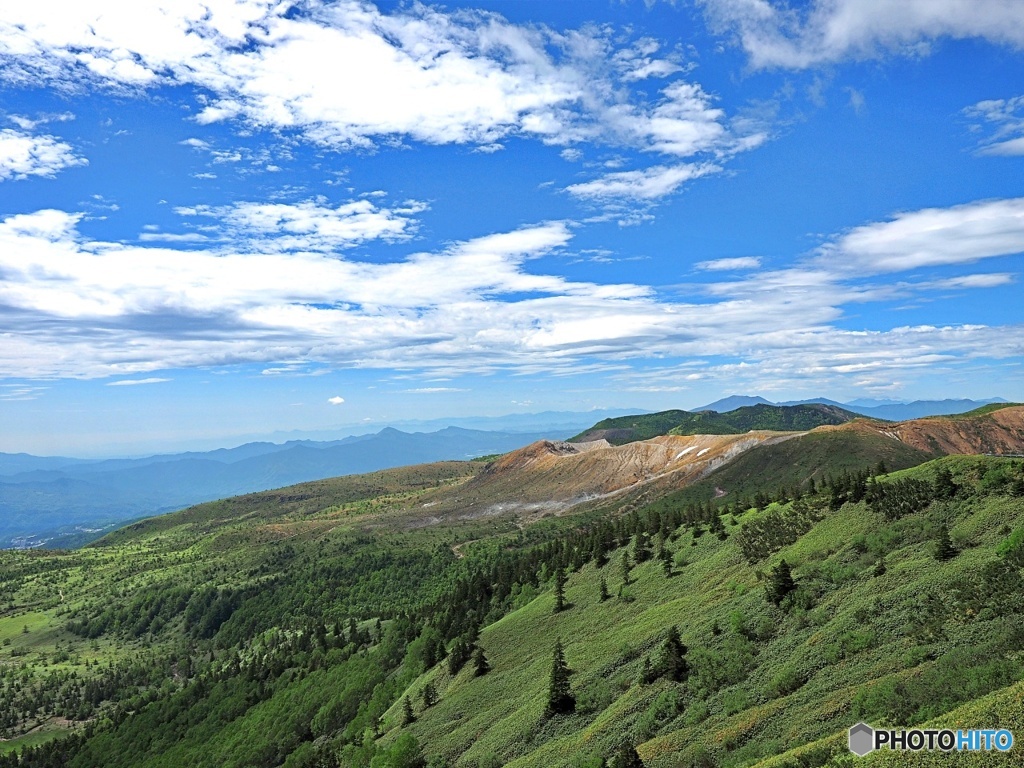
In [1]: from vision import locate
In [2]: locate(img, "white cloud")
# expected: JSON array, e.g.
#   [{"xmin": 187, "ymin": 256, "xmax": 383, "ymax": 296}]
[
  {"xmin": 0, "ymin": 198, "xmax": 1020, "ymax": 386},
  {"xmin": 566, "ymin": 163, "xmax": 720, "ymax": 200},
  {"xmin": 328, "ymin": 396, "xmax": 345, "ymax": 405},
  {"xmin": 924, "ymin": 273, "xmax": 1014, "ymax": 289},
  {"xmin": 980, "ymin": 137, "xmax": 1024, "ymax": 156},
  {"xmin": 139, "ymin": 232, "xmax": 211, "ymax": 243},
  {"xmin": 0, "ymin": 128, "xmax": 85, "ymax": 180},
  {"xmin": 613, "ymin": 37, "xmax": 684, "ymax": 81},
  {"xmin": 8, "ymin": 112, "xmax": 74, "ymax": 130},
  {"xmin": 106, "ymin": 377, "xmax": 171, "ymax": 386},
  {"xmin": 697, "ymin": 256, "xmax": 762, "ymax": 271},
  {"xmin": 699, "ymin": 0, "xmax": 1024, "ymax": 69},
  {"xmin": 0, "ymin": 1, "xmax": 754, "ymax": 196},
  {"xmin": 820, "ymin": 197, "xmax": 1024, "ymax": 273},
  {"xmin": 964, "ymin": 96, "xmax": 1024, "ymax": 156},
  {"xmin": 0, "ymin": 384, "xmax": 47, "ymax": 401},
  {"xmin": 175, "ymin": 198, "xmax": 426, "ymax": 251},
  {"xmin": 0, "ymin": 2, "xmax": 575, "ymax": 148},
  {"xmin": 401, "ymin": 387, "xmax": 469, "ymax": 393}
]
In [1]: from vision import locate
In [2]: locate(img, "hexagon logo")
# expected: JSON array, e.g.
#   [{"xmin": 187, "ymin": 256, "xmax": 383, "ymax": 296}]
[{"xmin": 849, "ymin": 722, "xmax": 875, "ymax": 756}]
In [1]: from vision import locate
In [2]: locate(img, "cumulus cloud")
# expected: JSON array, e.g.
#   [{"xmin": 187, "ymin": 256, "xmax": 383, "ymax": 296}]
[
  {"xmin": 0, "ymin": 198, "xmax": 1019, "ymax": 387},
  {"xmin": 0, "ymin": 1, "xmax": 669, "ymax": 151},
  {"xmin": 0, "ymin": 1, "xmax": 759, "ymax": 206},
  {"xmin": 0, "ymin": 128, "xmax": 86, "ymax": 180},
  {"xmin": 175, "ymin": 198, "xmax": 426, "ymax": 251},
  {"xmin": 699, "ymin": 0, "xmax": 1024, "ymax": 69},
  {"xmin": 327, "ymin": 396, "xmax": 345, "ymax": 405}
]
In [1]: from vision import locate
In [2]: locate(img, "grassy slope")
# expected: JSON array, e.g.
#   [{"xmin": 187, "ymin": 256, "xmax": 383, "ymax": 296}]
[
  {"xmin": 383, "ymin": 456, "xmax": 1024, "ymax": 768},
  {"xmin": 938, "ymin": 402, "xmax": 1023, "ymax": 419},
  {"xmin": 636, "ymin": 428, "xmax": 934, "ymax": 513},
  {"xmin": 0, "ymin": 462, "xmax": 488, "ymax": 756},
  {"xmin": 4, "ymin": 450, "xmax": 1023, "ymax": 767}
]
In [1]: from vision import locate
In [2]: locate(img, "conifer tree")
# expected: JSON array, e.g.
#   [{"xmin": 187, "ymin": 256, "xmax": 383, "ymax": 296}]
[
  {"xmin": 473, "ymin": 646, "xmax": 490, "ymax": 677},
  {"xmin": 934, "ymin": 525, "xmax": 957, "ymax": 561},
  {"xmin": 873, "ymin": 557, "xmax": 887, "ymax": 577},
  {"xmin": 767, "ymin": 559, "xmax": 796, "ymax": 605},
  {"xmin": 554, "ymin": 566, "xmax": 567, "ymax": 613},
  {"xmin": 933, "ymin": 467, "xmax": 958, "ymax": 500},
  {"xmin": 448, "ymin": 638, "xmax": 470, "ymax": 675},
  {"xmin": 545, "ymin": 638, "xmax": 575, "ymax": 716},
  {"xmin": 659, "ymin": 626, "xmax": 688, "ymax": 683},
  {"xmin": 634, "ymin": 532, "xmax": 652, "ymax": 563},
  {"xmin": 659, "ymin": 546, "xmax": 672, "ymax": 576},
  {"xmin": 639, "ymin": 656, "xmax": 657, "ymax": 685},
  {"xmin": 709, "ymin": 512, "xmax": 726, "ymax": 540},
  {"xmin": 402, "ymin": 695, "xmax": 415, "ymax": 725},
  {"xmin": 620, "ymin": 551, "xmax": 632, "ymax": 586},
  {"xmin": 599, "ymin": 576, "xmax": 610, "ymax": 602},
  {"xmin": 421, "ymin": 681, "xmax": 438, "ymax": 708}
]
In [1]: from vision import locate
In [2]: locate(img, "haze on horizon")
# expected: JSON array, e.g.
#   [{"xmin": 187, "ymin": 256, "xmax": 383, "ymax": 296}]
[{"xmin": 1, "ymin": 0, "xmax": 1022, "ymax": 456}]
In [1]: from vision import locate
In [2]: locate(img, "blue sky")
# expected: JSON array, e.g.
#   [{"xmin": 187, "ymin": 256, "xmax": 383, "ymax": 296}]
[{"xmin": 1, "ymin": 0, "xmax": 1022, "ymax": 456}]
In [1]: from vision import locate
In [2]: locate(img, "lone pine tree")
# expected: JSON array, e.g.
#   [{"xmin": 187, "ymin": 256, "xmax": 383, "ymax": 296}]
[
  {"xmin": 545, "ymin": 637, "xmax": 575, "ymax": 716},
  {"xmin": 473, "ymin": 646, "xmax": 490, "ymax": 677},
  {"xmin": 554, "ymin": 566, "xmax": 567, "ymax": 613}
]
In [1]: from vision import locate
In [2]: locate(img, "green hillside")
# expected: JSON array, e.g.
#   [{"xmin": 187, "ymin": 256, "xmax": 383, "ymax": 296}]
[
  {"xmin": 1, "ymin": 448, "xmax": 1023, "ymax": 768},
  {"xmin": 571, "ymin": 405, "xmax": 863, "ymax": 445},
  {"xmin": 383, "ymin": 455, "xmax": 1024, "ymax": 768},
  {"xmin": 641, "ymin": 428, "xmax": 934, "ymax": 511},
  {"xmin": 569, "ymin": 410, "xmax": 694, "ymax": 445}
]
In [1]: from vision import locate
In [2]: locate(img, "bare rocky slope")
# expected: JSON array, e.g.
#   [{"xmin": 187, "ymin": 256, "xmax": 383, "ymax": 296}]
[
  {"xmin": 871, "ymin": 404, "xmax": 1024, "ymax": 455},
  {"xmin": 401, "ymin": 405, "xmax": 1024, "ymax": 527},
  {"xmin": 406, "ymin": 432, "xmax": 803, "ymax": 523}
]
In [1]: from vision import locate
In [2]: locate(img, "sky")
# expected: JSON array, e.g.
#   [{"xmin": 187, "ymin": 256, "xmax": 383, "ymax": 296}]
[{"xmin": 1, "ymin": 0, "xmax": 1023, "ymax": 456}]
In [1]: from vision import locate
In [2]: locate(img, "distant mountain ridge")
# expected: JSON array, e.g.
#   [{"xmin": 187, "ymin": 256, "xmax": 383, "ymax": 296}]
[
  {"xmin": 570, "ymin": 403, "xmax": 860, "ymax": 445},
  {"xmin": 691, "ymin": 394, "xmax": 1009, "ymax": 421},
  {"xmin": 0, "ymin": 426, "xmax": 571, "ymax": 548}
]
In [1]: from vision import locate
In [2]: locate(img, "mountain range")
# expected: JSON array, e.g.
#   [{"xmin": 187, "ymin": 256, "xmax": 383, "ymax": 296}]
[
  {"xmin": 1, "ymin": 399, "xmax": 1015, "ymax": 549},
  {"xmin": 0, "ymin": 426, "xmax": 571, "ymax": 548},
  {"xmin": 691, "ymin": 395, "xmax": 1008, "ymax": 422},
  {"xmin": 2, "ymin": 402, "xmax": 1024, "ymax": 767}
]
